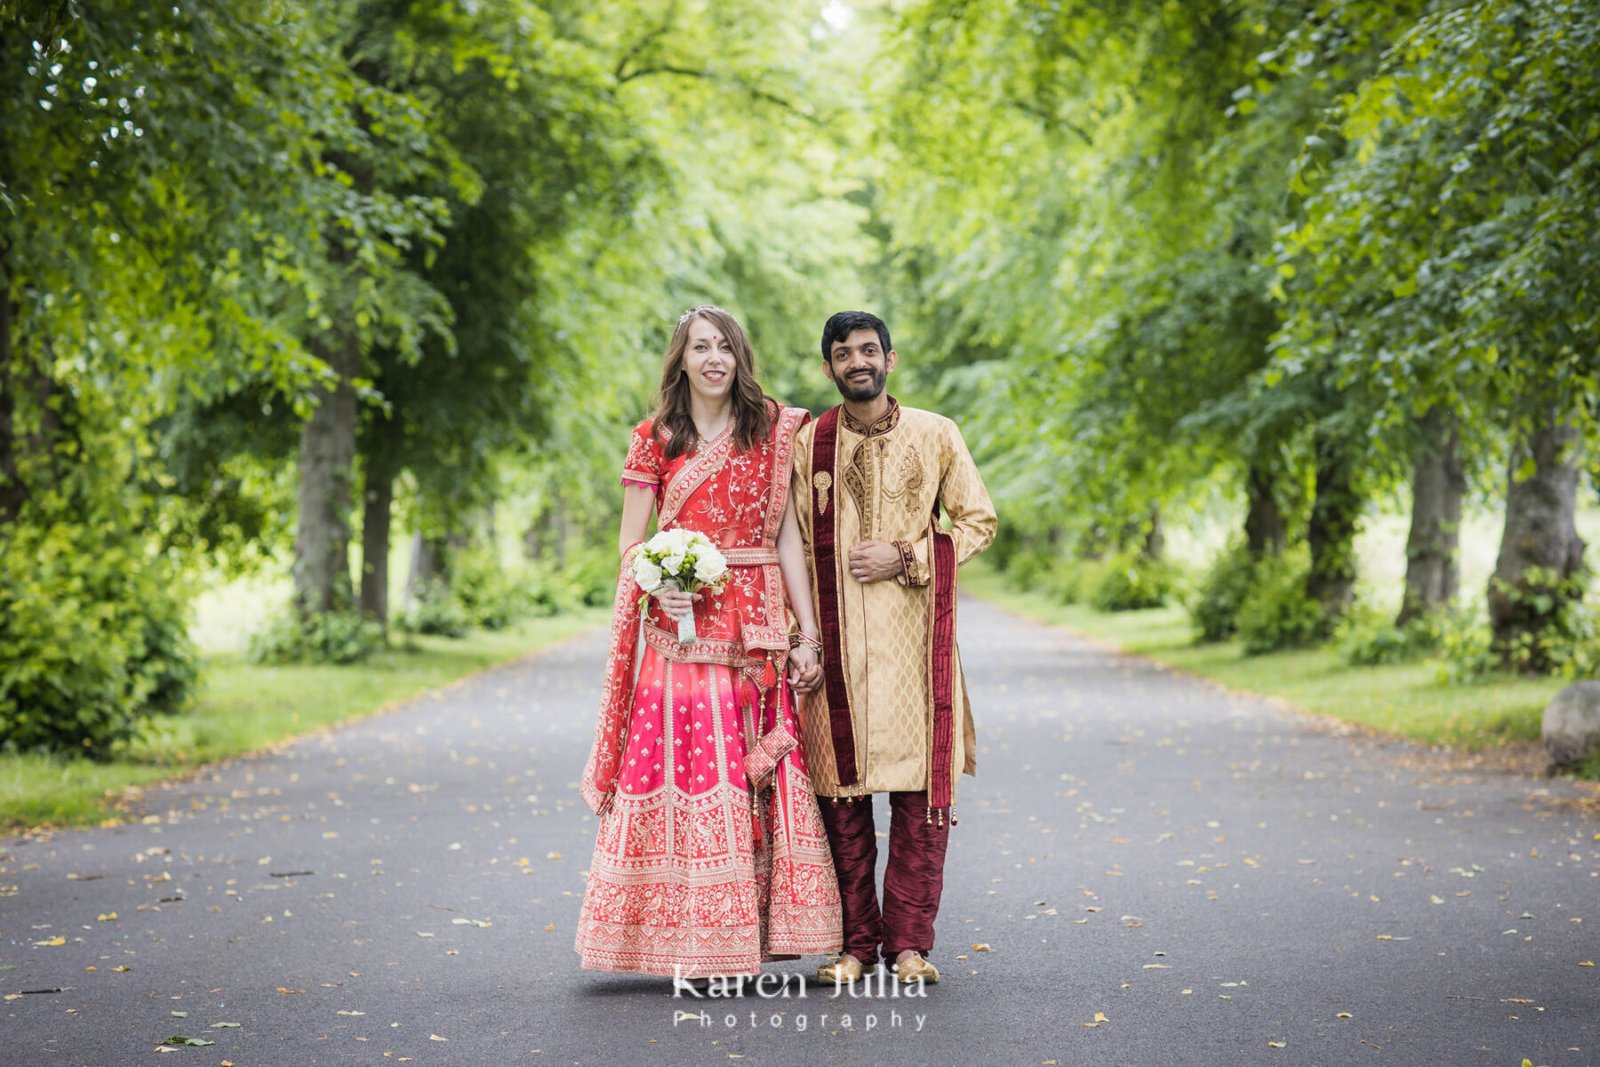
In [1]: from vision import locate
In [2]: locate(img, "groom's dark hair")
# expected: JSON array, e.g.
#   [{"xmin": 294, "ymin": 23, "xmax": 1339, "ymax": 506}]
[{"xmin": 820, "ymin": 311, "xmax": 891, "ymax": 361}]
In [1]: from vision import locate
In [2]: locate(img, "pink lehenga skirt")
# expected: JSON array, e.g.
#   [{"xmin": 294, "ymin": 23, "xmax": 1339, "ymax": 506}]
[{"xmin": 574, "ymin": 645, "xmax": 842, "ymax": 977}]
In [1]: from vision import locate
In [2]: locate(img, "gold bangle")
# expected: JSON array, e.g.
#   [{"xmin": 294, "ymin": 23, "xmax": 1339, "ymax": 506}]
[{"xmin": 789, "ymin": 632, "xmax": 822, "ymax": 653}]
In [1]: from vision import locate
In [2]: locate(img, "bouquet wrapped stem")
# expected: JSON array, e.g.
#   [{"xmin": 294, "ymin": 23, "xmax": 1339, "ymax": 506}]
[
  {"xmin": 662, "ymin": 579, "xmax": 696, "ymax": 643},
  {"xmin": 631, "ymin": 528, "xmax": 730, "ymax": 647}
]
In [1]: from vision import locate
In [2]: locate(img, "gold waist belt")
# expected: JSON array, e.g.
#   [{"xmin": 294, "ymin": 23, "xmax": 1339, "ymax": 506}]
[{"xmin": 722, "ymin": 547, "xmax": 779, "ymax": 566}]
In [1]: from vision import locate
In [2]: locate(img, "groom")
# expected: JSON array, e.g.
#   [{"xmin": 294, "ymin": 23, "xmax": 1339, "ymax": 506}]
[{"xmin": 790, "ymin": 311, "xmax": 997, "ymax": 985}]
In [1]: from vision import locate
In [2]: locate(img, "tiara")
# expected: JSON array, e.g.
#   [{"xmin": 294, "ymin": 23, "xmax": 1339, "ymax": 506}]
[{"xmin": 677, "ymin": 304, "xmax": 719, "ymax": 325}]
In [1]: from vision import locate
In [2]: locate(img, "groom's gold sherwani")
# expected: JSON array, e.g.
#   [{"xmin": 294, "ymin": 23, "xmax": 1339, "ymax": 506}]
[{"xmin": 791, "ymin": 398, "xmax": 997, "ymax": 802}]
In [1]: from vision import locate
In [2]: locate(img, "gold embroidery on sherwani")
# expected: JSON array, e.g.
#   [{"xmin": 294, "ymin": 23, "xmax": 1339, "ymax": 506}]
[
  {"xmin": 881, "ymin": 443, "xmax": 925, "ymax": 509},
  {"xmin": 813, "ymin": 471, "xmax": 832, "ymax": 515},
  {"xmin": 842, "ymin": 441, "xmax": 873, "ymax": 538}
]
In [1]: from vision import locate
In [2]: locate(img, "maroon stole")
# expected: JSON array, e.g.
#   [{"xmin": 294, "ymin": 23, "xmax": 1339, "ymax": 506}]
[
  {"xmin": 811, "ymin": 406, "xmax": 962, "ymax": 811},
  {"xmin": 810, "ymin": 406, "xmax": 859, "ymax": 787},
  {"xmin": 928, "ymin": 525, "xmax": 957, "ymax": 811}
]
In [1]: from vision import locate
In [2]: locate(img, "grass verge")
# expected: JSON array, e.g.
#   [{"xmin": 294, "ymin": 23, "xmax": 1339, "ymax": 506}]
[
  {"xmin": 963, "ymin": 564, "xmax": 1569, "ymax": 755},
  {"xmin": 0, "ymin": 609, "xmax": 609, "ymax": 832}
]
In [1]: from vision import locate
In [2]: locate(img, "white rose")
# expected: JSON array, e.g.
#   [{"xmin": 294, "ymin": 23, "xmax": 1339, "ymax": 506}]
[
  {"xmin": 662, "ymin": 553, "xmax": 686, "ymax": 579},
  {"xmin": 632, "ymin": 558, "xmax": 662, "ymax": 593},
  {"xmin": 694, "ymin": 552, "xmax": 725, "ymax": 585}
]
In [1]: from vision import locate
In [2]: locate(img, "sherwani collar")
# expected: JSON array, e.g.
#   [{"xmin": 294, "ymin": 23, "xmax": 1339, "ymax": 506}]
[{"xmin": 842, "ymin": 395, "xmax": 900, "ymax": 437}]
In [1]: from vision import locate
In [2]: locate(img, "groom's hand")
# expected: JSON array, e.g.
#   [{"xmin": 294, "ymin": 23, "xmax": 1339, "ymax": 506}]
[
  {"xmin": 847, "ymin": 540, "xmax": 903, "ymax": 584},
  {"xmin": 787, "ymin": 646, "xmax": 823, "ymax": 694}
]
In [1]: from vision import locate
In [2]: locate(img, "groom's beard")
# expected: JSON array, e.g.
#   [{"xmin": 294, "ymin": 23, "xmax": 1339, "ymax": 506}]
[{"xmin": 833, "ymin": 367, "xmax": 886, "ymax": 402}]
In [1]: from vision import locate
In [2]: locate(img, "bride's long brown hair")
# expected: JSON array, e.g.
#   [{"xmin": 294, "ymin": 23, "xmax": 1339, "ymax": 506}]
[{"xmin": 650, "ymin": 305, "xmax": 774, "ymax": 459}]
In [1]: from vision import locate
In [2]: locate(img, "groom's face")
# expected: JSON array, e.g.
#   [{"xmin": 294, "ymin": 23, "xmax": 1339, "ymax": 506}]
[{"xmin": 824, "ymin": 328, "xmax": 897, "ymax": 402}]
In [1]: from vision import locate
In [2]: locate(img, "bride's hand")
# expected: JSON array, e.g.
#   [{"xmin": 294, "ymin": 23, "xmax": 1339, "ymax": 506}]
[
  {"xmin": 652, "ymin": 587, "xmax": 698, "ymax": 620},
  {"xmin": 787, "ymin": 645, "xmax": 821, "ymax": 693}
]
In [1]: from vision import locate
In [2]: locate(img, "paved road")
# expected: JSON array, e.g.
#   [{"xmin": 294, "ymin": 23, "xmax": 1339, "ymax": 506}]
[{"xmin": 3, "ymin": 598, "xmax": 1597, "ymax": 1066}]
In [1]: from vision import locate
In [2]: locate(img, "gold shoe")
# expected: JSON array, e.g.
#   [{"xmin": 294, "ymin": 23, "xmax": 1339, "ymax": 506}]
[
  {"xmin": 894, "ymin": 951, "xmax": 940, "ymax": 984},
  {"xmin": 815, "ymin": 954, "xmax": 865, "ymax": 985}
]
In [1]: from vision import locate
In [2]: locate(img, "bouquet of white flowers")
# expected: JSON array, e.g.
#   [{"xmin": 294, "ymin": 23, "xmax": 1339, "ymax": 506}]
[{"xmin": 631, "ymin": 528, "xmax": 730, "ymax": 644}]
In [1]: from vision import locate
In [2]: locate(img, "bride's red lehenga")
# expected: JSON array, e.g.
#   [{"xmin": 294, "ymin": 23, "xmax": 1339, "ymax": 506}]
[{"xmin": 575, "ymin": 403, "xmax": 841, "ymax": 978}]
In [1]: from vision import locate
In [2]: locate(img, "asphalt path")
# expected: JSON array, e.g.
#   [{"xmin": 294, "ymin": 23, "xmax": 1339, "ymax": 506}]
[{"xmin": 3, "ymin": 597, "xmax": 1597, "ymax": 1067}]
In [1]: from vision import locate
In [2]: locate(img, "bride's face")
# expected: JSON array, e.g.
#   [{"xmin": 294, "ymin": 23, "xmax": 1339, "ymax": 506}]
[{"xmin": 682, "ymin": 316, "xmax": 736, "ymax": 405}]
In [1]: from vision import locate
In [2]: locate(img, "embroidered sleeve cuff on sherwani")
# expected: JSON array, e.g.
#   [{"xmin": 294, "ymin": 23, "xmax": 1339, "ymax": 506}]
[{"xmin": 893, "ymin": 539, "xmax": 929, "ymax": 587}]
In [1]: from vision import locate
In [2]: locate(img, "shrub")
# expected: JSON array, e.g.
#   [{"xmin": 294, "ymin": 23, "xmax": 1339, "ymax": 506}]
[
  {"xmin": 395, "ymin": 583, "xmax": 471, "ymax": 639},
  {"xmin": 1235, "ymin": 551, "xmax": 1331, "ymax": 655},
  {"xmin": 557, "ymin": 549, "xmax": 622, "ymax": 608},
  {"xmin": 1046, "ymin": 557, "xmax": 1087, "ymax": 605},
  {"xmin": 450, "ymin": 548, "xmax": 532, "ymax": 631},
  {"xmin": 1336, "ymin": 608, "xmax": 1449, "ymax": 667},
  {"xmin": 0, "ymin": 518, "xmax": 199, "ymax": 758},
  {"xmin": 1089, "ymin": 551, "xmax": 1177, "ymax": 612},
  {"xmin": 249, "ymin": 607, "xmax": 385, "ymax": 664},
  {"xmin": 1487, "ymin": 567, "xmax": 1598, "ymax": 676},
  {"xmin": 1437, "ymin": 615, "xmax": 1497, "ymax": 686},
  {"xmin": 1190, "ymin": 542, "xmax": 1259, "ymax": 642},
  {"xmin": 1003, "ymin": 547, "xmax": 1057, "ymax": 594}
]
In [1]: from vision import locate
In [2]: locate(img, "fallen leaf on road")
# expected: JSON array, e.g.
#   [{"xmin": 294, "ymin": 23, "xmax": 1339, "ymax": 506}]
[
  {"xmin": 1580, "ymin": 961, "xmax": 1595, "ymax": 968},
  {"xmin": 34, "ymin": 936, "xmax": 65, "ymax": 947},
  {"xmin": 451, "ymin": 918, "xmax": 491, "ymax": 928},
  {"xmin": 972, "ymin": 943, "xmax": 992, "ymax": 951},
  {"xmin": 159, "ymin": 1036, "xmax": 214, "ymax": 1047},
  {"xmin": 1267, "ymin": 1041, "xmax": 1286, "ymax": 1049},
  {"xmin": 210, "ymin": 1022, "xmax": 240, "ymax": 1029},
  {"xmin": 430, "ymin": 1034, "xmax": 448, "ymax": 1042},
  {"xmin": 546, "ymin": 852, "xmax": 563, "ymax": 860},
  {"xmin": 111, "ymin": 966, "xmax": 130, "ymax": 972},
  {"xmin": 276, "ymin": 987, "xmax": 304, "ymax": 995},
  {"xmin": 338, "ymin": 1011, "xmax": 366, "ymax": 1016},
  {"xmin": 97, "ymin": 912, "xmax": 117, "ymax": 921},
  {"xmin": 1336, "ymin": 1012, "xmax": 1352, "ymax": 1019},
  {"xmin": 544, "ymin": 923, "xmax": 556, "ymax": 932}
]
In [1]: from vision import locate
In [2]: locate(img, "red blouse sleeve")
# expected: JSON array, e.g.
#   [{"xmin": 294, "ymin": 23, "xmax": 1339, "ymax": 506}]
[{"xmin": 621, "ymin": 418, "xmax": 664, "ymax": 488}]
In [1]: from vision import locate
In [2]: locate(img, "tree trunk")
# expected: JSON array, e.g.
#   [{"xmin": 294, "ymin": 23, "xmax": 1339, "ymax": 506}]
[
  {"xmin": 1305, "ymin": 431, "xmax": 1359, "ymax": 617},
  {"xmin": 292, "ymin": 332, "xmax": 359, "ymax": 615},
  {"xmin": 1487, "ymin": 410, "xmax": 1586, "ymax": 671},
  {"xmin": 0, "ymin": 239, "xmax": 22, "ymax": 528},
  {"xmin": 404, "ymin": 529, "xmax": 448, "ymax": 607},
  {"xmin": 358, "ymin": 438, "xmax": 397, "ymax": 625},
  {"xmin": 1397, "ymin": 409, "xmax": 1464, "ymax": 625},
  {"xmin": 1141, "ymin": 505, "xmax": 1165, "ymax": 561},
  {"xmin": 1244, "ymin": 462, "xmax": 1286, "ymax": 558}
]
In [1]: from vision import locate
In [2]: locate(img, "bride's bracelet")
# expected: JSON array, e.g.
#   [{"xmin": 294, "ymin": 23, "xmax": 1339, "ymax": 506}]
[{"xmin": 789, "ymin": 632, "xmax": 823, "ymax": 653}]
